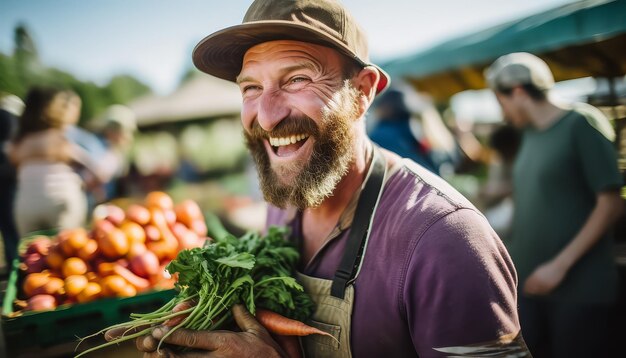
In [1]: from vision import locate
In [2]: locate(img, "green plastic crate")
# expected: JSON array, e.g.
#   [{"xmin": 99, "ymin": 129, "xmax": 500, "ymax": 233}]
[
  {"xmin": 1, "ymin": 231, "xmax": 177, "ymax": 354},
  {"xmin": 2, "ymin": 259, "xmax": 176, "ymax": 354}
]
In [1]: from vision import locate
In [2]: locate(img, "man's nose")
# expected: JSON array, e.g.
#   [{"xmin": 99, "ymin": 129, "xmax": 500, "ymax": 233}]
[{"xmin": 256, "ymin": 90, "xmax": 289, "ymax": 132}]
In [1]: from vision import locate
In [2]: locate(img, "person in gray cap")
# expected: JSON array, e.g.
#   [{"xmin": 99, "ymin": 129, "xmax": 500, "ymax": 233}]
[
  {"xmin": 485, "ymin": 52, "xmax": 623, "ymax": 358},
  {"xmin": 117, "ymin": 1, "xmax": 530, "ymax": 357}
]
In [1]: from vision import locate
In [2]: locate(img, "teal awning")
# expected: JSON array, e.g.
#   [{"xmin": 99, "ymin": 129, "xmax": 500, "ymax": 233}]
[{"xmin": 382, "ymin": 0, "xmax": 626, "ymax": 101}]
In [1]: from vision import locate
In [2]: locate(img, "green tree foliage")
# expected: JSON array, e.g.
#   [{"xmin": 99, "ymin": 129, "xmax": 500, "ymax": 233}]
[
  {"xmin": 0, "ymin": 53, "xmax": 24, "ymax": 96},
  {"xmin": 105, "ymin": 75, "xmax": 151, "ymax": 105},
  {"xmin": 0, "ymin": 23, "xmax": 152, "ymax": 124},
  {"xmin": 13, "ymin": 23, "xmax": 43, "ymax": 87}
]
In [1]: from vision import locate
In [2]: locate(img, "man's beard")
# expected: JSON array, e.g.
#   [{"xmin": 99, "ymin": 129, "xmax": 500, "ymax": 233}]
[{"xmin": 244, "ymin": 81, "xmax": 361, "ymax": 209}]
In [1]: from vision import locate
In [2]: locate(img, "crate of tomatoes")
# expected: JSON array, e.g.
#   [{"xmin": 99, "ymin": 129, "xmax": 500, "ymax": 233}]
[{"xmin": 1, "ymin": 191, "xmax": 210, "ymax": 355}]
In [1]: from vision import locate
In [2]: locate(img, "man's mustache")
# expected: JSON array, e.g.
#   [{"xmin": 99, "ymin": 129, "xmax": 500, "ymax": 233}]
[{"xmin": 248, "ymin": 115, "xmax": 320, "ymax": 140}]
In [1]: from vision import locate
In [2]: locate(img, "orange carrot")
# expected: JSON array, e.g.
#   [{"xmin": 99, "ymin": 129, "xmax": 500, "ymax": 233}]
[
  {"xmin": 147, "ymin": 207, "xmax": 180, "ymax": 261},
  {"xmin": 125, "ymin": 204, "xmax": 151, "ymax": 225},
  {"xmin": 256, "ymin": 309, "xmax": 335, "ymax": 340},
  {"xmin": 112, "ymin": 264, "xmax": 151, "ymax": 292}
]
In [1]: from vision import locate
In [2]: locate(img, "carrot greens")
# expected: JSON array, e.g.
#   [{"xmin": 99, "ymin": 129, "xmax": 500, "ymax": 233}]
[{"xmin": 75, "ymin": 225, "xmax": 313, "ymax": 357}]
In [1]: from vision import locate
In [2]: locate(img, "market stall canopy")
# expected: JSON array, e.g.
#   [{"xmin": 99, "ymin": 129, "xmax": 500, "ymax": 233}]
[
  {"xmin": 382, "ymin": 0, "xmax": 626, "ymax": 102},
  {"xmin": 129, "ymin": 72, "xmax": 242, "ymax": 128}
]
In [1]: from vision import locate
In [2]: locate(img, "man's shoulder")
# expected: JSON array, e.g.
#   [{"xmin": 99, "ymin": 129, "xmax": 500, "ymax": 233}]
[
  {"xmin": 373, "ymin": 159, "xmax": 484, "ymax": 238},
  {"xmin": 383, "ymin": 159, "xmax": 477, "ymax": 213},
  {"xmin": 566, "ymin": 103, "xmax": 615, "ymax": 142}
]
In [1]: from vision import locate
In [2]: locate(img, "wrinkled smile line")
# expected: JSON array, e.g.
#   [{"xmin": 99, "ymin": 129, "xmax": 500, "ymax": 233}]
[{"xmin": 268, "ymin": 134, "xmax": 309, "ymax": 147}]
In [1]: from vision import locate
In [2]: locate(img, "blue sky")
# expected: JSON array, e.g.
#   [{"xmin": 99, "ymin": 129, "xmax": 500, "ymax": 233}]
[{"xmin": 1, "ymin": 0, "xmax": 574, "ymax": 95}]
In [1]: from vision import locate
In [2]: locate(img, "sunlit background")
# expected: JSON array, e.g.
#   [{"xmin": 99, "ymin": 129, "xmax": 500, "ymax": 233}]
[
  {"xmin": 1, "ymin": 0, "xmax": 626, "ymax": 356},
  {"xmin": 1, "ymin": 0, "xmax": 624, "ymax": 240}
]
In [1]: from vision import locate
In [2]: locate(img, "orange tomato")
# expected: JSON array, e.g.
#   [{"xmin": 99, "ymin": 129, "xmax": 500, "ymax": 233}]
[
  {"xmin": 100, "ymin": 275, "xmax": 129, "ymax": 297},
  {"xmin": 66, "ymin": 228, "xmax": 89, "ymax": 252},
  {"xmin": 23, "ymin": 272, "xmax": 50, "ymax": 298},
  {"xmin": 85, "ymin": 271, "xmax": 99, "ymax": 282},
  {"xmin": 76, "ymin": 282, "xmax": 102, "ymax": 303},
  {"xmin": 120, "ymin": 221, "xmax": 146, "ymax": 243},
  {"xmin": 77, "ymin": 239, "xmax": 99, "ymax": 262},
  {"xmin": 145, "ymin": 191, "xmax": 174, "ymax": 210},
  {"xmin": 97, "ymin": 227, "xmax": 130, "ymax": 259},
  {"xmin": 117, "ymin": 283, "xmax": 137, "ymax": 297},
  {"xmin": 46, "ymin": 247, "xmax": 65, "ymax": 271},
  {"xmin": 56, "ymin": 228, "xmax": 87, "ymax": 256},
  {"xmin": 64, "ymin": 275, "xmax": 88, "ymax": 298},
  {"xmin": 61, "ymin": 257, "xmax": 88, "ymax": 278},
  {"xmin": 38, "ymin": 277, "xmax": 65, "ymax": 297},
  {"xmin": 97, "ymin": 262, "xmax": 117, "ymax": 277},
  {"xmin": 127, "ymin": 242, "xmax": 147, "ymax": 259}
]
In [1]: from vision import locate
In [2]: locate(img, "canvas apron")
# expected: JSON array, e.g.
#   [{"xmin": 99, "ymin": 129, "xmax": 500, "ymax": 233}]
[{"xmin": 296, "ymin": 147, "xmax": 386, "ymax": 358}]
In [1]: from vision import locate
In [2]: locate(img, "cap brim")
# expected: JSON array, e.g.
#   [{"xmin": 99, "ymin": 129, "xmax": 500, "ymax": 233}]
[{"xmin": 192, "ymin": 20, "xmax": 389, "ymax": 95}]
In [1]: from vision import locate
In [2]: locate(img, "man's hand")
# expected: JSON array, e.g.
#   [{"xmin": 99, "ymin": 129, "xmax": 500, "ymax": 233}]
[
  {"xmin": 136, "ymin": 304, "xmax": 286, "ymax": 358},
  {"xmin": 523, "ymin": 260, "xmax": 566, "ymax": 296}
]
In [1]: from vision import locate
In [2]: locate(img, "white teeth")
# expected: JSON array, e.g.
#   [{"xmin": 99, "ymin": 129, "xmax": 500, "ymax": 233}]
[{"xmin": 269, "ymin": 134, "xmax": 309, "ymax": 147}]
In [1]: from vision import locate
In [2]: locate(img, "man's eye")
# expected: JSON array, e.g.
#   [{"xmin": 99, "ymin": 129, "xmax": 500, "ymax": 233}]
[
  {"xmin": 290, "ymin": 77, "xmax": 308, "ymax": 84},
  {"xmin": 242, "ymin": 85, "xmax": 261, "ymax": 93}
]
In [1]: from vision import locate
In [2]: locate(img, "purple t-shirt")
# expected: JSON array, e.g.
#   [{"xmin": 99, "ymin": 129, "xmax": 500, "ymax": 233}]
[{"xmin": 267, "ymin": 159, "xmax": 524, "ymax": 358}]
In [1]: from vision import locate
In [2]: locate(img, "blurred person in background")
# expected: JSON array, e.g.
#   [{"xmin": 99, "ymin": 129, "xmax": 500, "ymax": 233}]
[
  {"xmin": 0, "ymin": 94, "xmax": 24, "ymax": 274},
  {"xmin": 486, "ymin": 52, "xmax": 624, "ymax": 358},
  {"xmin": 369, "ymin": 87, "xmax": 438, "ymax": 173},
  {"xmin": 8, "ymin": 87, "xmax": 106, "ymax": 236},
  {"xmin": 90, "ymin": 104, "xmax": 137, "ymax": 202},
  {"xmin": 64, "ymin": 101, "xmax": 109, "ymax": 210},
  {"xmin": 478, "ymin": 124, "xmax": 521, "ymax": 240},
  {"xmin": 120, "ymin": 0, "xmax": 531, "ymax": 357}
]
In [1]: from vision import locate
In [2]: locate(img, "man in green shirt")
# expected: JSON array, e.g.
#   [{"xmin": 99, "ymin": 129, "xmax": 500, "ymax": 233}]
[{"xmin": 485, "ymin": 52, "xmax": 624, "ymax": 358}]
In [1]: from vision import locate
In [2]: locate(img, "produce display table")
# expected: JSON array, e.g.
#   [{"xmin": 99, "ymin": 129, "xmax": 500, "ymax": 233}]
[{"xmin": 1, "ymin": 258, "xmax": 175, "ymax": 357}]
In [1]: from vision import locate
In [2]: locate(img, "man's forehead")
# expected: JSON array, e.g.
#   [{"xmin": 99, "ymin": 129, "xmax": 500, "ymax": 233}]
[
  {"xmin": 238, "ymin": 40, "xmax": 344, "ymax": 81},
  {"xmin": 243, "ymin": 40, "xmax": 340, "ymax": 63}
]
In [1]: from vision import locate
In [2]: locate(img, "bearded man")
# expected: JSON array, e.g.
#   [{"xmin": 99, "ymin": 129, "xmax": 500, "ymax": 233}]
[{"xmin": 124, "ymin": 1, "xmax": 531, "ymax": 357}]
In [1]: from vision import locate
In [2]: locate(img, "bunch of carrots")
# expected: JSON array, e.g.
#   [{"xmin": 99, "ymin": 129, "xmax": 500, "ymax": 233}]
[{"xmin": 75, "ymin": 222, "xmax": 333, "ymax": 357}]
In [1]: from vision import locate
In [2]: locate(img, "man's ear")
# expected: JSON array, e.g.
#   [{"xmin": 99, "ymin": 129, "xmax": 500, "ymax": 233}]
[{"xmin": 354, "ymin": 66, "xmax": 379, "ymax": 117}]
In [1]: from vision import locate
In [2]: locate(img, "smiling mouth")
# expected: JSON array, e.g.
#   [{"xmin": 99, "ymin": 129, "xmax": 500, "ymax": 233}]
[{"xmin": 268, "ymin": 134, "xmax": 310, "ymax": 157}]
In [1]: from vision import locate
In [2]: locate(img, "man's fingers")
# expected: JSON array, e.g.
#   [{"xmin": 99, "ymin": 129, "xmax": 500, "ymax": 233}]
[
  {"xmin": 136, "ymin": 334, "xmax": 158, "ymax": 352},
  {"xmin": 143, "ymin": 349, "xmax": 216, "ymax": 358},
  {"xmin": 152, "ymin": 326, "xmax": 227, "ymax": 351},
  {"xmin": 104, "ymin": 324, "xmax": 150, "ymax": 341},
  {"xmin": 164, "ymin": 301, "xmax": 194, "ymax": 327},
  {"xmin": 232, "ymin": 304, "xmax": 264, "ymax": 333}
]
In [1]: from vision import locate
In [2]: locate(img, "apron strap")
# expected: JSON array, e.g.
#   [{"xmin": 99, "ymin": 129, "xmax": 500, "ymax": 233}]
[{"xmin": 330, "ymin": 147, "xmax": 386, "ymax": 299}]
